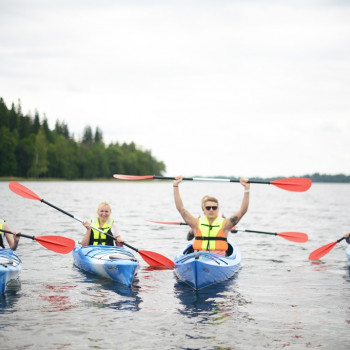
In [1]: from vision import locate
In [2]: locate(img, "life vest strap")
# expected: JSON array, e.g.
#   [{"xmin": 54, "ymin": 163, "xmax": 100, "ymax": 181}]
[{"xmin": 194, "ymin": 237, "xmax": 227, "ymax": 241}]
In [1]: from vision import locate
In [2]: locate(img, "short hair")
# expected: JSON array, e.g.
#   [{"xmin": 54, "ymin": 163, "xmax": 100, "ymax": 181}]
[{"xmin": 202, "ymin": 196, "xmax": 219, "ymax": 209}]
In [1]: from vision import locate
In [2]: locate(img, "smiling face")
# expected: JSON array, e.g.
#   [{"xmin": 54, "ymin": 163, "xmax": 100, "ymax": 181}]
[{"xmin": 97, "ymin": 202, "xmax": 111, "ymax": 224}]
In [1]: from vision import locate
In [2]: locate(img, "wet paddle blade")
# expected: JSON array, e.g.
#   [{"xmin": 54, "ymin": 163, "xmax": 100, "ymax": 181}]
[
  {"xmin": 35, "ymin": 235, "xmax": 75, "ymax": 254},
  {"xmin": 308, "ymin": 241, "xmax": 338, "ymax": 260},
  {"xmin": 138, "ymin": 250, "xmax": 174, "ymax": 267},
  {"xmin": 277, "ymin": 232, "xmax": 308, "ymax": 243},
  {"xmin": 113, "ymin": 174, "xmax": 154, "ymax": 180},
  {"xmin": 9, "ymin": 181, "xmax": 42, "ymax": 201},
  {"xmin": 270, "ymin": 178, "xmax": 312, "ymax": 192}
]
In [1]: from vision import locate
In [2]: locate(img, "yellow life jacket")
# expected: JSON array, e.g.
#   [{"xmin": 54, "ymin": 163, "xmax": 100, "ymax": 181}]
[
  {"xmin": 0, "ymin": 219, "xmax": 5, "ymax": 248},
  {"xmin": 193, "ymin": 216, "xmax": 228, "ymax": 251},
  {"xmin": 89, "ymin": 218, "xmax": 115, "ymax": 246}
]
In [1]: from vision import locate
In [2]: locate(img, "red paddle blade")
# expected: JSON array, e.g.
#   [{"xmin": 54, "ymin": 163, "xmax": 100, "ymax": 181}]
[
  {"xmin": 277, "ymin": 232, "xmax": 308, "ymax": 243},
  {"xmin": 138, "ymin": 250, "xmax": 174, "ymax": 267},
  {"xmin": 308, "ymin": 241, "xmax": 338, "ymax": 260},
  {"xmin": 113, "ymin": 174, "xmax": 154, "ymax": 180},
  {"xmin": 147, "ymin": 220, "xmax": 183, "ymax": 225},
  {"xmin": 9, "ymin": 181, "xmax": 42, "ymax": 201},
  {"xmin": 270, "ymin": 178, "xmax": 312, "ymax": 192},
  {"xmin": 35, "ymin": 235, "xmax": 75, "ymax": 254}
]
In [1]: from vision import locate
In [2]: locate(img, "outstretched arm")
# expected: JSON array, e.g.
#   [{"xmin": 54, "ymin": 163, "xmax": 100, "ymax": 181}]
[
  {"xmin": 173, "ymin": 175, "xmax": 198, "ymax": 230},
  {"xmin": 223, "ymin": 177, "xmax": 250, "ymax": 233}
]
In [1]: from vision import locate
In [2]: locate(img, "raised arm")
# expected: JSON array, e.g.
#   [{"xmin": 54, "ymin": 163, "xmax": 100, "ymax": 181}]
[
  {"xmin": 223, "ymin": 177, "xmax": 250, "ymax": 233},
  {"xmin": 173, "ymin": 175, "xmax": 198, "ymax": 230}
]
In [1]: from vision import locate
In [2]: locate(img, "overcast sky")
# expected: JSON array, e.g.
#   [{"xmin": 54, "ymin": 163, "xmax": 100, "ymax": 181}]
[{"xmin": 1, "ymin": 0, "xmax": 349, "ymax": 178}]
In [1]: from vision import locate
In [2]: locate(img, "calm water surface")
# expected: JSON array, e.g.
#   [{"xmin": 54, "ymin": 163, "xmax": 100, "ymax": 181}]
[{"xmin": 0, "ymin": 181, "xmax": 349, "ymax": 349}]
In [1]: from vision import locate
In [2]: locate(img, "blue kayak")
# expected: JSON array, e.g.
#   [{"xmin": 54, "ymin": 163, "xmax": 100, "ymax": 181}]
[
  {"xmin": 0, "ymin": 249, "xmax": 22, "ymax": 294},
  {"xmin": 346, "ymin": 245, "xmax": 350, "ymax": 266},
  {"xmin": 174, "ymin": 242, "xmax": 241, "ymax": 290},
  {"xmin": 72, "ymin": 244, "xmax": 139, "ymax": 287}
]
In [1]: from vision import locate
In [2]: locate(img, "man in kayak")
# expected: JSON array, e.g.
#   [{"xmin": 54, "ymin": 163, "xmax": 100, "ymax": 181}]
[
  {"xmin": 173, "ymin": 175, "xmax": 250, "ymax": 256},
  {"xmin": 344, "ymin": 232, "xmax": 350, "ymax": 244},
  {"xmin": 0, "ymin": 219, "xmax": 20, "ymax": 250},
  {"xmin": 81, "ymin": 202, "xmax": 124, "ymax": 247},
  {"xmin": 186, "ymin": 195, "xmax": 236, "ymax": 240}
]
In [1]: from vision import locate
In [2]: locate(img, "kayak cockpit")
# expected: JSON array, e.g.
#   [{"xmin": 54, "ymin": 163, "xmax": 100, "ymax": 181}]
[{"xmin": 182, "ymin": 242, "xmax": 234, "ymax": 257}]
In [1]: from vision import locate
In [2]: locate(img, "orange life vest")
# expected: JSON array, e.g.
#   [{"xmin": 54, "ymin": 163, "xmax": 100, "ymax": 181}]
[{"xmin": 193, "ymin": 216, "xmax": 228, "ymax": 251}]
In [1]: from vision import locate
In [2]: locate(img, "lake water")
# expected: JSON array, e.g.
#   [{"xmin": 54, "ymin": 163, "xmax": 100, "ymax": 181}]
[{"xmin": 0, "ymin": 180, "xmax": 349, "ymax": 349}]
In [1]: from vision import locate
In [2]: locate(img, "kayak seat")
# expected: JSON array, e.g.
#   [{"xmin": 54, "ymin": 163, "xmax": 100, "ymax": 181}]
[
  {"xmin": 183, "ymin": 244, "xmax": 233, "ymax": 256},
  {"xmin": 225, "ymin": 244, "xmax": 233, "ymax": 257}
]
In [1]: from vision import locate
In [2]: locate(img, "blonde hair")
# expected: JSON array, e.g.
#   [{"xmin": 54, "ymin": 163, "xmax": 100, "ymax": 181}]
[
  {"xmin": 97, "ymin": 201, "xmax": 112, "ymax": 214},
  {"xmin": 201, "ymin": 195, "xmax": 219, "ymax": 209}
]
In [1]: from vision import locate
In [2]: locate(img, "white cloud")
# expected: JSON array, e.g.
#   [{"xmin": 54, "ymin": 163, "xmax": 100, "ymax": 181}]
[{"xmin": 1, "ymin": 0, "xmax": 350, "ymax": 177}]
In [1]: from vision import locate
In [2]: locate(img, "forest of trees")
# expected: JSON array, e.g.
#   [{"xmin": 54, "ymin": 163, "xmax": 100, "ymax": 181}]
[
  {"xmin": 303, "ymin": 173, "xmax": 350, "ymax": 183},
  {"xmin": 0, "ymin": 97, "xmax": 166, "ymax": 179},
  {"xmin": 1, "ymin": 97, "xmax": 348, "ymax": 182},
  {"xmin": 247, "ymin": 173, "xmax": 350, "ymax": 183}
]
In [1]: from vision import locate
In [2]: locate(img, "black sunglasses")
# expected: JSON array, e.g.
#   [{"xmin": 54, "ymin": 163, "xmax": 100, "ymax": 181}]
[{"xmin": 205, "ymin": 206, "xmax": 218, "ymax": 211}]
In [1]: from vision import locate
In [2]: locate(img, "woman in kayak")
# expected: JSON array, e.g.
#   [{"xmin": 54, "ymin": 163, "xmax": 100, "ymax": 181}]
[
  {"xmin": 173, "ymin": 175, "xmax": 250, "ymax": 256},
  {"xmin": 0, "ymin": 219, "xmax": 20, "ymax": 250},
  {"xmin": 81, "ymin": 202, "xmax": 124, "ymax": 247},
  {"xmin": 344, "ymin": 232, "xmax": 350, "ymax": 244}
]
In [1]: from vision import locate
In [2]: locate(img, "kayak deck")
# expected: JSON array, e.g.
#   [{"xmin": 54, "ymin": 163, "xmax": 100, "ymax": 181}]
[
  {"xmin": 72, "ymin": 244, "xmax": 139, "ymax": 287},
  {"xmin": 174, "ymin": 242, "xmax": 241, "ymax": 290},
  {"xmin": 0, "ymin": 249, "xmax": 22, "ymax": 294}
]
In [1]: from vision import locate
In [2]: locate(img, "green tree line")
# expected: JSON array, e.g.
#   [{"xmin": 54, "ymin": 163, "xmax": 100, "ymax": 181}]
[
  {"xmin": 0, "ymin": 97, "xmax": 166, "ymax": 179},
  {"xmin": 303, "ymin": 173, "xmax": 350, "ymax": 183},
  {"xmin": 251, "ymin": 174, "xmax": 350, "ymax": 183}
]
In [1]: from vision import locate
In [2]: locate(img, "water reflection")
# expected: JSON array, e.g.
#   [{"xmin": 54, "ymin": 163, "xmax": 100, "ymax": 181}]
[
  {"xmin": 345, "ymin": 265, "xmax": 350, "ymax": 282},
  {"xmin": 0, "ymin": 285, "xmax": 21, "ymax": 313},
  {"xmin": 174, "ymin": 273, "xmax": 248, "ymax": 324},
  {"xmin": 309, "ymin": 260, "xmax": 329, "ymax": 272},
  {"xmin": 74, "ymin": 268, "xmax": 142, "ymax": 311},
  {"xmin": 38, "ymin": 284, "xmax": 79, "ymax": 312}
]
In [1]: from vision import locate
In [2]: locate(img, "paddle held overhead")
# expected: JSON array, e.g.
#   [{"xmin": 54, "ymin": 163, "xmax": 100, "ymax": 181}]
[{"xmin": 113, "ymin": 174, "xmax": 312, "ymax": 192}]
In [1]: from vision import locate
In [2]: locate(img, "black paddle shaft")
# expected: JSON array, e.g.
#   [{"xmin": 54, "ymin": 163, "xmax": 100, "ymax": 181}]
[
  {"xmin": 42, "ymin": 199, "xmax": 76, "ymax": 219},
  {"xmin": 243, "ymin": 229, "xmax": 277, "ymax": 236},
  {"xmin": 0, "ymin": 228, "xmax": 35, "ymax": 240}
]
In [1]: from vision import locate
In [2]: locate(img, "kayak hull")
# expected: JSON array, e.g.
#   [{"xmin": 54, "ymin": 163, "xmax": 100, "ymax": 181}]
[
  {"xmin": 72, "ymin": 244, "xmax": 139, "ymax": 287},
  {"xmin": 174, "ymin": 242, "xmax": 241, "ymax": 290},
  {"xmin": 346, "ymin": 245, "xmax": 350, "ymax": 266},
  {"xmin": 0, "ymin": 249, "xmax": 22, "ymax": 294}
]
